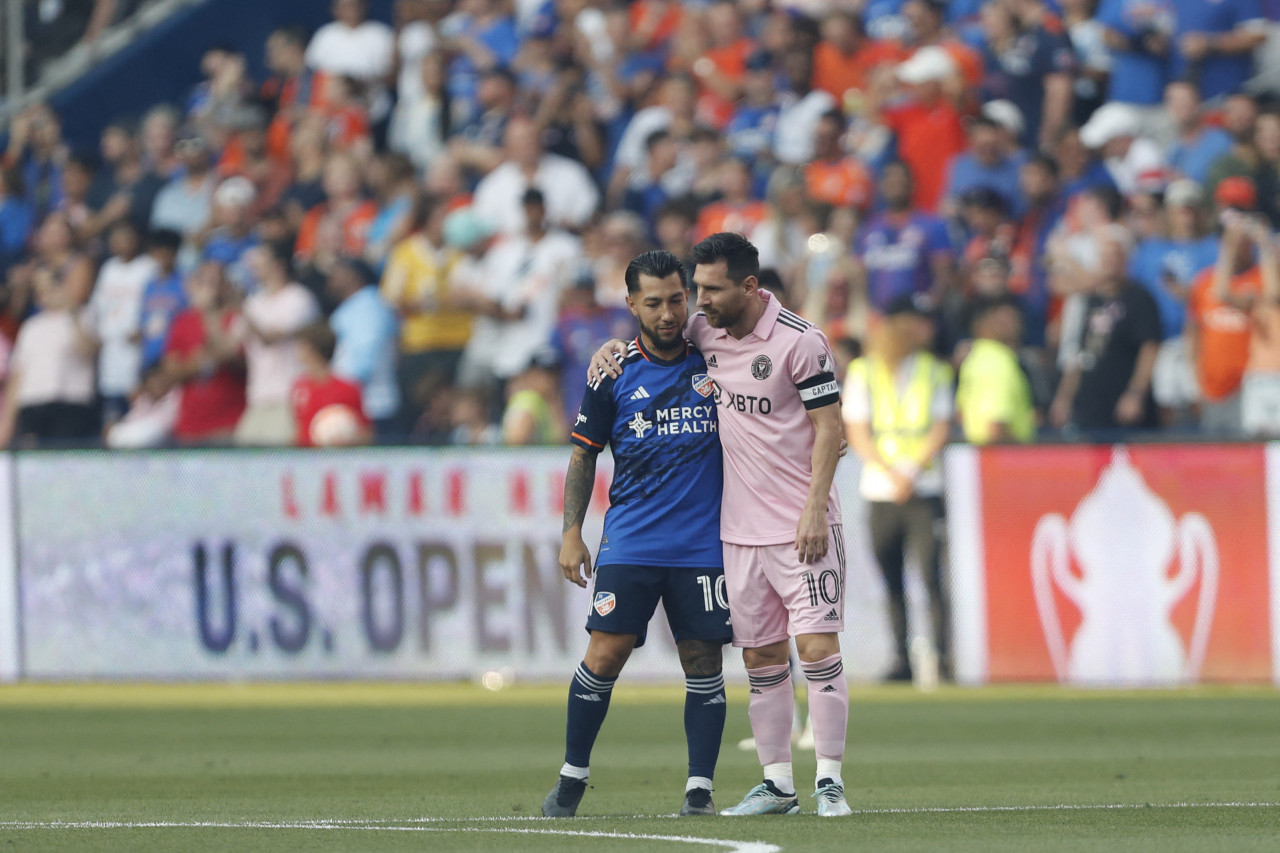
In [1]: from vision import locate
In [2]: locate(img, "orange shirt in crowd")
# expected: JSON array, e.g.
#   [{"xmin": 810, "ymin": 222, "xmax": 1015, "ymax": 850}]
[
  {"xmin": 804, "ymin": 157, "xmax": 874, "ymax": 211},
  {"xmin": 1188, "ymin": 265, "xmax": 1262, "ymax": 401},
  {"xmin": 882, "ymin": 100, "xmax": 966, "ymax": 212},
  {"xmin": 940, "ymin": 40, "xmax": 984, "ymax": 90},
  {"xmin": 294, "ymin": 201, "xmax": 378, "ymax": 261},
  {"xmin": 695, "ymin": 201, "xmax": 768, "ymax": 242},
  {"xmin": 698, "ymin": 38, "xmax": 754, "ymax": 129},
  {"xmin": 630, "ymin": 0, "xmax": 682, "ymax": 50},
  {"xmin": 813, "ymin": 39, "xmax": 906, "ymax": 105}
]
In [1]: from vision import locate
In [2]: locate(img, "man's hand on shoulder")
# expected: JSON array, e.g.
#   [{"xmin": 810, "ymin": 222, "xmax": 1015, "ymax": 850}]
[{"xmin": 588, "ymin": 339, "xmax": 629, "ymax": 383}]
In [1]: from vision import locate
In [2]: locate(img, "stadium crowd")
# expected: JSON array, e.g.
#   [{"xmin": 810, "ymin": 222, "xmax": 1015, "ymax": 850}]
[{"xmin": 2, "ymin": 0, "xmax": 1280, "ymax": 448}]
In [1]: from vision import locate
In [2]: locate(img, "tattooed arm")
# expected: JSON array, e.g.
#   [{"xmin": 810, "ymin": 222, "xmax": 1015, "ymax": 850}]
[{"xmin": 559, "ymin": 445, "xmax": 599, "ymax": 588}]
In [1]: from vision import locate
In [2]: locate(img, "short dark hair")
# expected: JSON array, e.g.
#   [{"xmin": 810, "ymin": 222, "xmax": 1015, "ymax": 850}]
[
  {"xmin": 624, "ymin": 249, "xmax": 688, "ymax": 294},
  {"xmin": 297, "ymin": 322, "xmax": 337, "ymax": 363},
  {"xmin": 271, "ymin": 26, "xmax": 310, "ymax": 49},
  {"xmin": 1024, "ymin": 152, "xmax": 1060, "ymax": 179},
  {"xmin": 690, "ymin": 232, "xmax": 760, "ymax": 284},
  {"xmin": 970, "ymin": 294, "xmax": 1023, "ymax": 329},
  {"xmin": 147, "ymin": 228, "xmax": 183, "ymax": 252},
  {"xmin": 263, "ymin": 239, "xmax": 295, "ymax": 278}
]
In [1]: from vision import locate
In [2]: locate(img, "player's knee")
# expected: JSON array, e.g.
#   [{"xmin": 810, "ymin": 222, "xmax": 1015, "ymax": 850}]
[
  {"xmin": 676, "ymin": 640, "xmax": 724, "ymax": 677},
  {"xmin": 795, "ymin": 632, "xmax": 841, "ymax": 663},
  {"xmin": 741, "ymin": 640, "xmax": 789, "ymax": 670},
  {"xmin": 584, "ymin": 633, "xmax": 635, "ymax": 677}
]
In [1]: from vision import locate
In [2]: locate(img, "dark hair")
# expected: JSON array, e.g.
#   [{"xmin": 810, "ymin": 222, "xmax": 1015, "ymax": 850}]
[
  {"xmin": 263, "ymin": 239, "xmax": 295, "ymax": 277},
  {"xmin": 297, "ymin": 322, "xmax": 337, "ymax": 363},
  {"xmin": 147, "ymin": 228, "xmax": 183, "ymax": 252},
  {"xmin": 968, "ymin": 115, "xmax": 1000, "ymax": 132},
  {"xmin": 970, "ymin": 294, "xmax": 1023, "ymax": 328},
  {"xmin": 271, "ymin": 26, "xmax": 310, "ymax": 49},
  {"xmin": 624, "ymin": 249, "xmax": 688, "ymax": 294},
  {"xmin": 521, "ymin": 187, "xmax": 546, "ymax": 207},
  {"xmin": 644, "ymin": 128, "xmax": 671, "ymax": 152},
  {"xmin": 1024, "ymin": 152, "xmax": 1060, "ymax": 179},
  {"xmin": 409, "ymin": 191, "xmax": 441, "ymax": 231},
  {"xmin": 1085, "ymin": 185, "xmax": 1125, "ymax": 221},
  {"xmin": 690, "ymin": 232, "xmax": 760, "ymax": 284}
]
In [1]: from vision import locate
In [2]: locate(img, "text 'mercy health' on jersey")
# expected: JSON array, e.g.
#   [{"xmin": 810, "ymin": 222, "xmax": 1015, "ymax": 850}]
[{"xmin": 570, "ymin": 337, "xmax": 723, "ymax": 568}]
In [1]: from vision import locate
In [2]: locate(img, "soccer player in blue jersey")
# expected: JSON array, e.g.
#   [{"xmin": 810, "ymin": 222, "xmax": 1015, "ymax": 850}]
[{"xmin": 541, "ymin": 250, "xmax": 730, "ymax": 818}]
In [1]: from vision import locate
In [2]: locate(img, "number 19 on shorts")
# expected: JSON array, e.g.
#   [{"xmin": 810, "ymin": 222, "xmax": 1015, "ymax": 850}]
[{"xmin": 696, "ymin": 575, "xmax": 729, "ymax": 612}]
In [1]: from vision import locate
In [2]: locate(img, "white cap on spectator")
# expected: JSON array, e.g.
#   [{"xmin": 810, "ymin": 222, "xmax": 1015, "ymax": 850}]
[
  {"xmin": 1079, "ymin": 103, "xmax": 1141, "ymax": 149},
  {"xmin": 214, "ymin": 176, "xmax": 257, "ymax": 209},
  {"xmin": 982, "ymin": 100, "xmax": 1024, "ymax": 137},
  {"xmin": 895, "ymin": 46, "xmax": 957, "ymax": 85},
  {"xmin": 1164, "ymin": 179, "xmax": 1203, "ymax": 208}
]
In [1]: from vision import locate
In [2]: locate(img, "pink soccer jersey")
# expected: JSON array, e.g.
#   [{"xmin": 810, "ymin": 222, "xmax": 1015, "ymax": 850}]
[{"xmin": 687, "ymin": 290, "xmax": 842, "ymax": 545}]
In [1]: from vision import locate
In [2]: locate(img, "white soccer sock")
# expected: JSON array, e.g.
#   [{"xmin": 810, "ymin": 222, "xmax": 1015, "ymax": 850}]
[
  {"xmin": 816, "ymin": 759, "xmax": 843, "ymax": 787},
  {"xmin": 560, "ymin": 762, "xmax": 589, "ymax": 780},
  {"xmin": 762, "ymin": 762, "xmax": 794, "ymax": 795},
  {"xmin": 686, "ymin": 776, "xmax": 713, "ymax": 793}
]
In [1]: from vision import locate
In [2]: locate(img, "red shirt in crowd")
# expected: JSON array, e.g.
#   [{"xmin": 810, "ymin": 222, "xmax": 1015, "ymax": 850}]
[
  {"xmin": 292, "ymin": 373, "xmax": 369, "ymax": 447},
  {"xmin": 165, "ymin": 310, "xmax": 247, "ymax": 442},
  {"xmin": 883, "ymin": 99, "xmax": 966, "ymax": 212}
]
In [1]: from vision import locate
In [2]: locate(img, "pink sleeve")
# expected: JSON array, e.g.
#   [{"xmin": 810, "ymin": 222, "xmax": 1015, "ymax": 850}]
[{"xmin": 789, "ymin": 329, "xmax": 841, "ymax": 410}]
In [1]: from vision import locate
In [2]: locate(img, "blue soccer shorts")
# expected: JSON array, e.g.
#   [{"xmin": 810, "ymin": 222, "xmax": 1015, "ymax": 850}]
[{"xmin": 585, "ymin": 564, "xmax": 733, "ymax": 647}]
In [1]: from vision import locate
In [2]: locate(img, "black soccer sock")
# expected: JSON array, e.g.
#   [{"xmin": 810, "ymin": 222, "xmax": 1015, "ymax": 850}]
[
  {"xmin": 564, "ymin": 662, "xmax": 617, "ymax": 769},
  {"xmin": 684, "ymin": 671, "xmax": 726, "ymax": 780}
]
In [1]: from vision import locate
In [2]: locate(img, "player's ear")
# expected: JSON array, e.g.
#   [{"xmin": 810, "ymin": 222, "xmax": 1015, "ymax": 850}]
[
  {"xmin": 625, "ymin": 293, "xmax": 638, "ymax": 317},
  {"xmin": 741, "ymin": 275, "xmax": 758, "ymax": 295}
]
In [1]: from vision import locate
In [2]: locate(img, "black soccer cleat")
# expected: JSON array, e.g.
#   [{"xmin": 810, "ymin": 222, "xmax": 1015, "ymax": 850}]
[
  {"xmin": 541, "ymin": 775, "xmax": 588, "ymax": 817},
  {"xmin": 679, "ymin": 786, "xmax": 716, "ymax": 816}
]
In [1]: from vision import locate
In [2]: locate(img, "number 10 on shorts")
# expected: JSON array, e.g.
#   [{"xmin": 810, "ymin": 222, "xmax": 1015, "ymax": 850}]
[
  {"xmin": 697, "ymin": 575, "xmax": 729, "ymax": 612},
  {"xmin": 803, "ymin": 569, "xmax": 842, "ymax": 607}
]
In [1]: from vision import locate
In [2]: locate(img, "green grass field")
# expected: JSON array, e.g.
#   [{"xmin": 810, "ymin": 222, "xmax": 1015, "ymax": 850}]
[{"xmin": 1, "ymin": 682, "xmax": 1278, "ymax": 851}]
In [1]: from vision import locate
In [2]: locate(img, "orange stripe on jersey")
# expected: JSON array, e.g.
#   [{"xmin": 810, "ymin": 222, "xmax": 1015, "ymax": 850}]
[
  {"xmin": 633, "ymin": 337, "xmax": 650, "ymax": 362},
  {"xmin": 571, "ymin": 432, "xmax": 604, "ymax": 449}
]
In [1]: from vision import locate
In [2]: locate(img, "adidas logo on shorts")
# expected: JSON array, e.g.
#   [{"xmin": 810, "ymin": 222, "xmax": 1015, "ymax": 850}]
[
  {"xmin": 820, "ymin": 685, "xmax": 837, "ymax": 693},
  {"xmin": 749, "ymin": 688, "xmax": 762, "ymax": 694},
  {"xmin": 823, "ymin": 609, "xmax": 840, "ymax": 622}
]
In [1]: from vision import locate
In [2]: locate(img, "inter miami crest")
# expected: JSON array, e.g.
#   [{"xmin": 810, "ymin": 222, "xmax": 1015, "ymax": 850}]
[{"xmin": 751, "ymin": 355, "xmax": 772, "ymax": 380}]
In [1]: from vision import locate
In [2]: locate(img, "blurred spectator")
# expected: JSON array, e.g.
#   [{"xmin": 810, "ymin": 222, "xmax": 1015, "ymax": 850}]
[
  {"xmin": 694, "ymin": 157, "xmax": 767, "ymax": 240},
  {"xmin": 90, "ymin": 119, "xmax": 165, "ymax": 233},
  {"xmin": 0, "ymin": 274, "xmax": 98, "ymax": 448},
  {"xmin": 394, "ymin": 0, "xmax": 446, "ymax": 106},
  {"xmin": 811, "ymin": 9, "xmax": 904, "ymax": 110},
  {"xmin": 139, "ymin": 105, "xmax": 180, "ymax": 180},
  {"xmin": 326, "ymin": 258, "xmax": 401, "ymax": 437},
  {"xmin": 501, "ymin": 351, "xmax": 565, "ymax": 445},
  {"xmin": 1055, "ymin": 126, "xmax": 1119, "ymax": 199},
  {"xmin": 305, "ymin": 0, "xmax": 395, "ymax": 86},
  {"xmin": 622, "ymin": 129, "xmax": 690, "ymax": 224},
  {"xmin": 292, "ymin": 321, "xmax": 372, "ymax": 448},
  {"xmin": 381, "ymin": 194, "xmax": 471, "ymax": 431},
  {"xmin": 318, "ymin": 75, "xmax": 374, "ymax": 158},
  {"xmin": 854, "ymin": 161, "xmax": 956, "ymax": 313},
  {"xmin": 532, "ymin": 63, "xmax": 607, "ymax": 174},
  {"xmin": 1243, "ymin": 229, "xmax": 1280, "ymax": 437},
  {"xmin": 1128, "ymin": 179, "xmax": 1216, "ymax": 423},
  {"xmin": 472, "ymin": 117, "xmax": 600, "ymax": 235},
  {"xmin": 294, "ymin": 152, "xmax": 378, "ymax": 262},
  {"xmin": 441, "ymin": 0, "xmax": 520, "ymax": 128},
  {"xmin": 389, "ymin": 51, "xmax": 450, "ymax": 173},
  {"xmin": 3, "ymin": 103, "xmax": 69, "ymax": 219},
  {"xmin": 773, "ymin": 48, "xmax": 838, "ymax": 166},
  {"xmin": 803, "ymin": 110, "xmax": 874, "ymax": 212},
  {"xmin": 470, "ymin": 189, "xmax": 580, "ymax": 390},
  {"xmin": 1009, "ymin": 154, "xmax": 1068, "ymax": 344},
  {"xmin": 1163, "ymin": 81, "xmax": 1235, "ymax": 186},
  {"xmin": 1063, "ymin": 0, "xmax": 1112, "ymax": 124},
  {"xmin": 149, "ymin": 132, "xmax": 217, "ymax": 264},
  {"xmin": 589, "ymin": 211, "xmax": 648, "ymax": 308},
  {"xmin": 957, "ymin": 187, "xmax": 1017, "ymax": 290},
  {"xmin": 136, "ymin": 229, "xmax": 186, "ymax": 372},
  {"xmin": 724, "ymin": 50, "xmax": 782, "ymax": 176},
  {"xmin": 1051, "ymin": 224, "xmax": 1161, "ymax": 434},
  {"xmin": 611, "ymin": 74, "xmax": 701, "ymax": 206},
  {"xmin": 1098, "ymin": 0, "xmax": 1174, "ymax": 107},
  {"xmin": 0, "ymin": 168, "xmax": 35, "ymax": 278},
  {"xmin": 749, "ymin": 166, "xmax": 810, "ymax": 284},
  {"xmin": 550, "ymin": 269, "xmax": 637, "ymax": 423},
  {"xmin": 684, "ymin": 1, "xmax": 754, "ymax": 129},
  {"xmin": 653, "ymin": 200, "xmax": 698, "ymax": 268},
  {"xmin": 281, "ymin": 123, "xmax": 330, "ymax": 235},
  {"xmin": 903, "ymin": 0, "xmax": 986, "ymax": 89},
  {"xmin": 449, "ymin": 388, "xmax": 502, "ymax": 445},
  {"xmin": 234, "ymin": 241, "xmax": 320, "ymax": 445},
  {"xmin": 261, "ymin": 26, "xmax": 316, "ymax": 137},
  {"xmin": 1049, "ymin": 185, "xmax": 1125, "ymax": 370},
  {"xmin": 872, "ymin": 46, "xmax": 967, "ymax": 212},
  {"xmin": 942, "ymin": 114, "xmax": 1024, "ymax": 218},
  {"xmin": 163, "ymin": 260, "xmax": 246, "ymax": 446},
  {"xmin": 364, "ymin": 153, "xmax": 418, "ymax": 270},
  {"xmin": 449, "ymin": 66, "xmax": 516, "ymax": 178},
  {"xmin": 1211, "ymin": 107, "xmax": 1280, "ymax": 226},
  {"xmin": 980, "ymin": 0, "xmax": 1076, "ymax": 151},
  {"xmin": 104, "ymin": 362, "xmax": 180, "ymax": 449},
  {"xmin": 442, "ymin": 206, "xmax": 501, "ymax": 394},
  {"xmin": 87, "ymin": 219, "xmax": 157, "ymax": 427},
  {"xmin": 8, "ymin": 212, "xmax": 95, "ymax": 325},
  {"xmin": 1079, "ymin": 102, "xmax": 1167, "ymax": 196},
  {"xmin": 1187, "ymin": 195, "xmax": 1267, "ymax": 436},
  {"xmin": 202, "ymin": 177, "xmax": 261, "ymax": 293},
  {"xmin": 1170, "ymin": 0, "xmax": 1267, "ymax": 102},
  {"xmin": 956, "ymin": 293, "xmax": 1036, "ymax": 443},
  {"xmin": 795, "ymin": 205, "xmax": 867, "ymax": 341}
]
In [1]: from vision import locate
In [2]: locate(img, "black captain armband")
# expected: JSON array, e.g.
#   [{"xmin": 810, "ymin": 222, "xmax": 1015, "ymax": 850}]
[{"xmin": 796, "ymin": 372, "xmax": 841, "ymax": 410}]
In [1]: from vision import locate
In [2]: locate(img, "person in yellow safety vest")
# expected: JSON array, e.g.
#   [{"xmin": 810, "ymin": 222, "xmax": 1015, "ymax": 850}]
[
  {"xmin": 955, "ymin": 294, "xmax": 1036, "ymax": 444},
  {"xmin": 842, "ymin": 294, "xmax": 954, "ymax": 683}
]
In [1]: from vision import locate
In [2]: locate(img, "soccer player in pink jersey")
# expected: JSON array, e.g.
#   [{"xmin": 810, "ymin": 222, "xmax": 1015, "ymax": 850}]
[{"xmin": 593, "ymin": 232, "xmax": 851, "ymax": 817}]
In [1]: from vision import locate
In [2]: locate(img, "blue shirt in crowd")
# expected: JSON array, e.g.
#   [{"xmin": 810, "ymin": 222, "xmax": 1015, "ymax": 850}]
[
  {"xmin": 1128, "ymin": 235, "xmax": 1218, "ymax": 339},
  {"xmin": 330, "ymin": 285, "xmax": 401, "ymax": 422},
  {"xmin": 856, "ymin": 212, "xmax": 954, "ymax": 311},
  {"xmin": 1172, "ymin": 0, "xmax": 1264, "ymax": 100},
  {"xmin": 943, "ymin": 152, "xmax": 1027, "ymax": 215},
  {"xmin": 1097, "ymin": 0, "xmax": 1175, "ymax": 105},
  {"xmin": 138, "ymin": 270, "xmax": 187, "ymax": 370},
  {"xmin": 1167, "ymin": 127, "xmax": 1234, "ymax": 185}
]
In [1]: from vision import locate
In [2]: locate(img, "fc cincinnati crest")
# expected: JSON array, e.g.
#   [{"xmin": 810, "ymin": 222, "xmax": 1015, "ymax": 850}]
[
  {"xmin": 692, "ymin": 374, "xmax": 714, "ymax": 397},
  {"xmin": 751, "ymin": 355, "xmax": 773, "ymax": 380},
  {"xmin": 594, "ymin": 592, "xmax": 616, "ymax": 616}
]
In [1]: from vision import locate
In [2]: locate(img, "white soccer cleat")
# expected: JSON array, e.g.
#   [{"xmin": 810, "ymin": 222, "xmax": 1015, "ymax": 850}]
[
  {"xmin": 812, "ymin": 779, "xmax": 852, "ymax": 817},
  {"xmin": 719, "ymin": 781, "xmax": 800, "ymax": 815}
]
